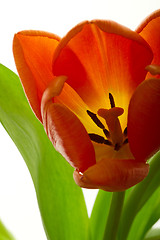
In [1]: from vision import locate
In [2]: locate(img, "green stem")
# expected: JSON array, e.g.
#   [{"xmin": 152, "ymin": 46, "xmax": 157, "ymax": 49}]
[{"xmin": 103, "ymin": 191, "xmax": 125, "ymax": 240}]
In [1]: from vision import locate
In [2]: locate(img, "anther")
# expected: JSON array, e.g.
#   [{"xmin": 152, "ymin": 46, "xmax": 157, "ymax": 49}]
[
  {"xmin": 114, "ymin": 143, "xmax": 121, "ymax": 151},
  {"xmin": 123, "ymin": 127, "xmax": 127, "ymax": 137},
  {"xmin": 89, "ymin": 133, "xmax": 104, "ymax": 143},
  {"xmin": 109, "ymin": 93, "xmax": 115, "ymax": 108},
  {"xmin": 104, "ymin": 139, "xmax": 113, "ymax": 146},
  {"xmin": 123, "ymin": 138, "xmax": 128, "ymax": 145},
  {"xmin": 103, "ymin": 129, "xmax": 110, "ymax": 138},
  {"xmin": 87, "ymin": 110, "xmax": 105, "ymax": 129},
  {"xmin": 89, "ymin": 133, "xmax": 112, "ymax": 146},
  {"xmin": 87, "ymin": 110, "xmax": 110, "ymax": 138}
]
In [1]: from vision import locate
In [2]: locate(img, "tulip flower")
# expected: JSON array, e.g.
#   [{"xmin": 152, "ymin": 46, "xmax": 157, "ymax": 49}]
[{"xmin": 13, "ymin": 10, "xmax": 160, "ymax": 192}]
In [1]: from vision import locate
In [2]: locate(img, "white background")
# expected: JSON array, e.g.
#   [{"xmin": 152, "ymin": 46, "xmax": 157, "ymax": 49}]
[{"xmin": 0, "ymin": 0, "xmax": 160, "ymax": 239}]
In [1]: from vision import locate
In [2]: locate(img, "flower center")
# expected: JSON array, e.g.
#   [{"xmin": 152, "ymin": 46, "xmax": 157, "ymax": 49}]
[{"xmin": 87, "ymin": 93, "xmax": 128, "ymax": 151}]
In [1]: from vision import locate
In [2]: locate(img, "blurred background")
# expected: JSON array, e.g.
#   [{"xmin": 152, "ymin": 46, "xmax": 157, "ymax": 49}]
[{"xmin": 0, "ymin": 0, "xmax": 160, "ymax": 239}]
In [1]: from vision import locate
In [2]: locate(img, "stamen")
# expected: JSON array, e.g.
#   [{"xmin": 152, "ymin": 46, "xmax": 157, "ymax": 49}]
[
  {"xmin": 103, "ymin": 129, "xmax": 110, "ymax": 138},
  {"xmin": 109, "ymin": 93, "xmax": 115, "ymax": 108},
  {"xmin": 104, "ymin": 139, "xmax": 113, "ymax": 146},
  {"xmin": 89, "ymin": 133, "xmax": 112, "ymax": 146},
  {"xmin": 114, "ymin": 143, "xmax": 121, "ymax": 151},
  {"xmin": 88, "ymin": 133, "xmax": 106, "ymax": 144},
  {"xmin": 87, "ymin": 110, "xmax": 111, "ymax": 138},
  {"xmin": 98, "ymin": 107, "xmax": 124, "ymax": 147},
  {"xmin": 87, "ymin": 110, "xmax": 105, "ymax": 129},
  {"xmin": 123, "ymin": 127, "xmax": 127, "ymax": 137},
  {"xmin": 123, "ymin": 138, "xmax": 128, "ymax": 145},
  {"xmin": 87, "ymin": 93, "xmax": 129, "ymax": 151}
]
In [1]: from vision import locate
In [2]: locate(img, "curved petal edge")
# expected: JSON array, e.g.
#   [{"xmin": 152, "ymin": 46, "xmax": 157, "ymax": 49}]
[
  {"xmin": 128, "ymin": 78, "xmax": 160, "ymax": 161},
  {"xmin": 73, "ymin": 158, "xmax": 149, "ymax": 192},
  {"xmin": 42, "ymin": 100, "xmax": 96, "ymax": 172}
]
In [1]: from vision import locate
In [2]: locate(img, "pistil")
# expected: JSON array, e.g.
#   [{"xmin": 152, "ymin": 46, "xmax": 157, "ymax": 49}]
[
  {"xmin": 98, "ymin": 107, "xmax": 124, "ymax": 150},
  {"xmin": 87, "ymin": 93, "xmax": 127, "ymax": 151}
]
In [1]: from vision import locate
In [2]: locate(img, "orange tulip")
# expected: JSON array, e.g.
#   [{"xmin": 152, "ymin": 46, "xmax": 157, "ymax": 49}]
[{"xmin": 13, "ymin": 10, "xmax": 160, "ymax": 191}]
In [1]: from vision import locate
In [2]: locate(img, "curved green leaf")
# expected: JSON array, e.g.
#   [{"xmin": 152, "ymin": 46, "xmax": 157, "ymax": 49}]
[
  {"xmin": 0, "ymin": 220, "xmax": 15, "ymax": 240},
  {"xmin": 119, "ymin": 151, "xmax": 160, "ymax": 240},
  {"xmin": 126, "ymin": 187, "xmax": 160, "ymax": 240},
  {"xmin": 144, "ymin": 228, "xmax": 160, "ymax": 240},
  {"xmin": 0, "ymin": 64, "xmax": 89, "ymax": 240}
]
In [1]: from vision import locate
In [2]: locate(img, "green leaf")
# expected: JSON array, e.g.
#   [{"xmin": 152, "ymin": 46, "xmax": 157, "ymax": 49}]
[
  {"xmin": 119, "ymin": 151, "xmax": 160, "ymax": 240},
  {"xmin": 0, "ymin": 64, "xmax": 89, "ymax": 240},
  {"xmin": 126, "ymin": 187, "xmax": 160, "ymax": 240},
  {"xmin": 0, "ymin": 220, "xmax": 15, "ymax": 240},
  {"xmin": 144, "ymin": 228, "xmax": 160, "ymax": 240},
  {"xmin": 89, "ymin": 190, "xmax": 112, "ymax": 240}
]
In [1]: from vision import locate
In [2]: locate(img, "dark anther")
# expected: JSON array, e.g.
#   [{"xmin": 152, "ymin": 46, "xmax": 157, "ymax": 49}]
[
  {"xmin": 89, "ymin": 133, "xmax": 112, "ymax": 146},
  {"xmin": 87, "ymin": 110, "xmax": 111, "ymax": 139},
  {"xmin": 109, "ymin": 93, "xmax": 115, "ymax": 108},
  {"xmin": 87, "ymin": 110, "xmax": 105, "ymax": 129},
  {"xmin": 103, "ymin": 129, "xmax": 110, "ymax": 138},
  {"xmin": 114, "ymin": 143, "xmax": 121, "ymax": 151},
  {"xmin": 123, "ymin": 127, "xmax": 127, "ymax": 136},
  {"xmin": 104, "ymin": 139, "xmax": 113, "ymax": 146},
  {"xmin": 123, "ymin": 138, "xmax": 128, "ymax": 145},
  {"xmin": 89, "ymin": 133, "xmax": 106, "ymax": 144}
]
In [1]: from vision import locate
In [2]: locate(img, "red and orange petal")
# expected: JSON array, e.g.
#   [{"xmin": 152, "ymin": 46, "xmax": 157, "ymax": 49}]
[
  {"xmin": 41, "ymin": 75, "xmax": 67, "ymax": 121},
  {"xmin": 73, "ymin": 158, "xmax": 149, "ymax": 192},
  {"xmin": 136, "ymin": 10, "xmax": 160, "ymax": 79},
  {"xmin": 42, "ymin": 101, "xmax": 96, "ymax": 172},
  {"xmin": 13, "ymin": 31, "xmax": 60, "ymax": 121},
  {"xmin": 52, "ymin": 20, "xmax": 153, "ymax": 127},
  {"xmin": 128, "ymin": 78, "xmax": 160, "ymax": 161}
]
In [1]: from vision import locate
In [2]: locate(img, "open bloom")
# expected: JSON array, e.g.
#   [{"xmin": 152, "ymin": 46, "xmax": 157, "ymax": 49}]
[{"xmin": 13, "ymin": 10, "xmax": 160, "ymax": 191}]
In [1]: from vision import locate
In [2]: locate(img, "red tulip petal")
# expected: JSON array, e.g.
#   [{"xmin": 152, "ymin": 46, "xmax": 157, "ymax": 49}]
[
  {"xmin": 41, "ymin": 75, "xmax": 67, "ymax": 119},
  {"xmin": 137, "ymin": 10, "xmax": 160, "ymax": 78},
  {"xmin": 73, "ymin": 158, "xmax": 149, "ymax": 191},
  {"xmin": 128, "ymin": 78, "xmax": 160, "ymax": 161},
  {"xmin": 41, "ymin": 82, "xmax": 96, "ymax": 171},
  {"xmin": 53, "ymin": 20, "xmax": 153, "ymax": 123},
  {"xmin": 13, "ymin": 31, "xmax": 60, "ymax": 121}
]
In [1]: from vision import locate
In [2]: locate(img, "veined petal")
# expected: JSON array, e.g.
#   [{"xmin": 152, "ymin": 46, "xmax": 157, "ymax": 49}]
[
  {"xmin": 128, "ymin": 78, "xmax": 160, "ymax": 161},
  {"xmin": 53, "ymin": 20, "xmax": 153, "ymax": 126},
  {"xmin": 42, "ymin": 98, "xmax": 96, "ymax": 172},
  {"xmin": 54, "ymin": 82, "xmax": 103, "ymax": 136},
  {"xmin": 136, "ymin": 10, "xmax": 160, "ymax": 79},
  {"xmin": 73, "ymin": 158, "xmax": 149, "ymax": 192},
  {"xmin": 13, "ymin": 31, "xmax": 60, "ymax": 121}
]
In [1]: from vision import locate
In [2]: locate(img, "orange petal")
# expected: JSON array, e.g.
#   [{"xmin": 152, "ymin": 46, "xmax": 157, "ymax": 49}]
[
  {"xmin": 128, "ymin": 78, "xmax": 160, "ymax": 161},
  {"xmin": 42, "ymin": 100, "xmax": 96, "ymax": 172},
  {"xmin": 73, "ymin": 158, "xmax": 149, "ymax": 191},
  {"xmin": 41, "ymin": 75, "xmax": 67, "ymax": 120},
  {"xmin": 136, "ymin": 10, "xmax": 160, "ymax": 79},
  {"xmin": 53, "ymin": 20, "xmax": 153, "ymax": 123},
  {"xmin": 54, "ymin": 82, "xmax": 104, "ymax": 136},
  {"xmin": 13, "ymin": 30, "xmax": 60, "ymax": 121},
  {"xmin": 146, "ymin": 64, "xmax": 160, "ymax": 75}
]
